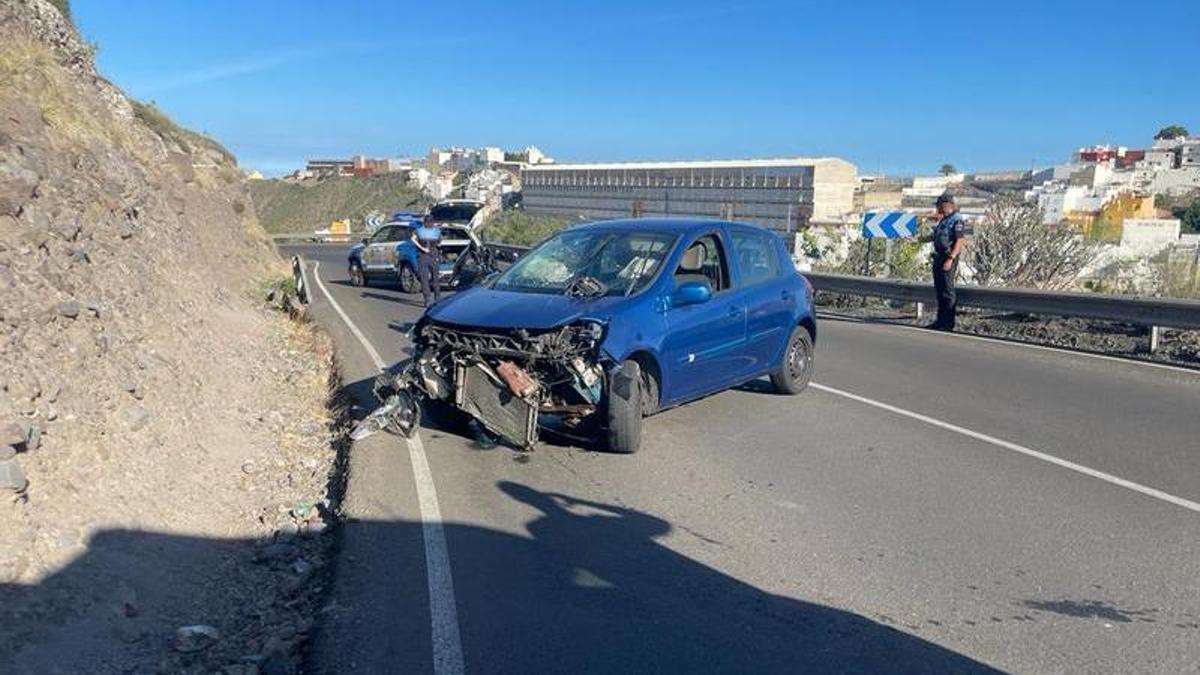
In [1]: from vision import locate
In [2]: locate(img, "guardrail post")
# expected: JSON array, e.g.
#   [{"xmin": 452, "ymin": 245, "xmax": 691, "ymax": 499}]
[
  {"xmin": 1149, "ymin": 325, "xmax": 1160, "ymax": 353},
  {"xmin": 915, "ymin": 302, "xmax": 924, "ymax": 321}
]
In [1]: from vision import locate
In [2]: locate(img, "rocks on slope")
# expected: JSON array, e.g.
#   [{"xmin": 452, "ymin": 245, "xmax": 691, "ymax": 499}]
[{"xmin": 0, "ymin": 1, "xmax": 342, "ymax": 672}]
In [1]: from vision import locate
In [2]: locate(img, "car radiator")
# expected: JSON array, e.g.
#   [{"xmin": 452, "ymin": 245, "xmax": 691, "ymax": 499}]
[{"xmin": 454, "ymin": 362, "xmax": 538, "ymax": 448}]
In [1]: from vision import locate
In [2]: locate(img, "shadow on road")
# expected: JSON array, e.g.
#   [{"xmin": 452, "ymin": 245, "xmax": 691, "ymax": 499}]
[
  {"xmin": 2, "ymin": 484, "xmax": 1001, "ymax": 673},
  {"xmin": 315, "ymin": 480, "xmax": 1002, "ymax": 673}
]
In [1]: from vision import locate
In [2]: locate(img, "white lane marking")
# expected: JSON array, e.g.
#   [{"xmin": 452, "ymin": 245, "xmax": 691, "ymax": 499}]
[
  {"xmin": 312, "ymin": 261, "xmax": 388, "ymax": 370},
  {"xmin": 311, "ymin": 260, "xmax": 466, "ymax": 674},
  {"xmin": 811, "ymin": 382, "xmax": 1200, "ymax": 515},
  {"xmin": 817, "ymin": 311, "xmax": 1200, "ymax": 376}
]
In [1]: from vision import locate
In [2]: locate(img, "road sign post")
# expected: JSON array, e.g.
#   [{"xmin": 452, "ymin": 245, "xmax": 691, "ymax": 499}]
[{"xmin": 861, "ymin": 210, "xmax": 919, "ymax": 281}]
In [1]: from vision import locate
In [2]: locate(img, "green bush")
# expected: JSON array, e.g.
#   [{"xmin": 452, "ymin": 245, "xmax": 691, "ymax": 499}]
[{"xmin": 480, "ymin": 210, "xmax": 573, "ymax": 247}]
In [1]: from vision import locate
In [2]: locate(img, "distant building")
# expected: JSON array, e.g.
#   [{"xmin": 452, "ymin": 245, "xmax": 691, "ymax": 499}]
[
  {"xmin": 1121, "ymin": 218, "xmax": 1180, "ymax": 250},
  {"xmin": 1181, "ymin": 139, "xmax": 1200, "ymax": 168},
  {"xmin": 306, "ymin": 159, "xmax": 354, "ymax": 177},
  {"xmin": 427, "ymin": 174, "xmax": 456, "ymax": 200},
  {"xmin": 428, "ymin": 149, "xmax": 452, "ymax": 169},
  {"xmin": 481, "ymin": 147, "xmax": 505, "ymax": 165},
  {"xmin": 521, "ymin": 157, "xmax": 858, "ymax": 234}
]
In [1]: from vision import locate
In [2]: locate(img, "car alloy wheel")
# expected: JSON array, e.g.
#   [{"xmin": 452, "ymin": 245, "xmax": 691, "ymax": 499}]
[
  {"xmin": 399, "ymin": 265, "xmax": 419, "ymax": 294},
  {"xmin": 349, "ymin": 264, "xmax": 365, "ymax": 287}
]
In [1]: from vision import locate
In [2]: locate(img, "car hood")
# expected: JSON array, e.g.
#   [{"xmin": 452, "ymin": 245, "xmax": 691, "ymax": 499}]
[{"xmin": 427, "ymin": 287, "xmax": 626, "ymax": 330}]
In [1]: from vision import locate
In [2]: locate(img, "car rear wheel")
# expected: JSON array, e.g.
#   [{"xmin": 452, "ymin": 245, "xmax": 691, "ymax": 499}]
[
  {"xmin": 349, "ymin": 262, "xmax": 367, "ymax": 287},
  {"xmin": 605, "ymin": 360, "xmax": 643, "ymax": 454},
  {"xmin": 770, "ymin": 327, "xmax": 813, "ymax": 395},
  {"xmin": 398, "ymin": 264, "xmax": 419, "ymax": 294}
]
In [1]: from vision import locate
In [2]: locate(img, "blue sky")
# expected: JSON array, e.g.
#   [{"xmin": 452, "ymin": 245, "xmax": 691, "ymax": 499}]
[{"xmin": 75, "ymin": 0, "xmax": 1198, "ymax": 176}]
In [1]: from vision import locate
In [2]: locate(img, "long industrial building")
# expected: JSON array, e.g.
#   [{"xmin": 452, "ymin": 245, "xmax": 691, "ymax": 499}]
[{"xmin": 520, "ymin": 157, "xmax": 858, "ymax": 233}]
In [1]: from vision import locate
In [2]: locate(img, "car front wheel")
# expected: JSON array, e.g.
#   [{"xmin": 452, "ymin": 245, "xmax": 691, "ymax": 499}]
[
  {"xmin": 770, "ymin": 327, "xmax": 813, "ymax": 395},
  {"xmin": 605, "ymin": 360, "xmax": 643, "ymax": 454}
]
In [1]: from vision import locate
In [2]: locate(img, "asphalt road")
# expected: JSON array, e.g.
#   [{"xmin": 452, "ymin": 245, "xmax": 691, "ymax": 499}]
[{"xmin": 284, "ymin": 244, "xmax": 1200, "ymax": 674}]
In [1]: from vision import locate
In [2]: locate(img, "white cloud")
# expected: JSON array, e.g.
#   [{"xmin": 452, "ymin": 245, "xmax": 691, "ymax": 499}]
[{"xmin": 136, "ymin": 48, "xmax": 317, "ymax": 94}]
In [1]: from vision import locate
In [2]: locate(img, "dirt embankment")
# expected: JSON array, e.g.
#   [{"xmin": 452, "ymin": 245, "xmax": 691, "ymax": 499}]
[
  {"xmin": 1, "ymin": 1, "xmax": 342, "ymax": 672},
  {"xmin": 247, "ymin": 173, "xmax": 429, "ymax": 234}
]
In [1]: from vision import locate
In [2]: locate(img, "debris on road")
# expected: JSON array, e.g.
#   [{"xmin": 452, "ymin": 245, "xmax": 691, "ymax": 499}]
[{"xmin": 174, "ymin": 624, "xmax": 221, "ymax": 653}]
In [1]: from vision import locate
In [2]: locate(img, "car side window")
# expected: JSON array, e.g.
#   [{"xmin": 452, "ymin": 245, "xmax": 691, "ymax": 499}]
[
  {"xmin": 370, "ymin": 226, "xmax": 393, "ymax": 243},
  {"xmin": 674, "ymin": 233, "xmax": 730, "ymax": 293},
  {"xmin": 731, "ymin": 229, "xmax": 781, "ymax": 287}
]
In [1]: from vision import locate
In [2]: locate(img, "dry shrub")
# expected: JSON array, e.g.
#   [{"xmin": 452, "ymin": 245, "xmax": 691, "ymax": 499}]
[{"xmin": 969, "ymin": 194, "xmax": 1102, "ymax": 290}]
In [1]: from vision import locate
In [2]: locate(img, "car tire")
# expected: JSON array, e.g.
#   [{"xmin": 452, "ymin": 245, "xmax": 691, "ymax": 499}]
[
  {"xmin": 770, "ymin": 327, "xmax": 814, "ymax": 395},
  {"xmin": 398, "ymin": 264, "xmax": 419, "ymax": 294},
  {"xmin": 349, "ymin": 262, "xmax": 368, "ymax": 287},
  {"xmin": 605, "ymin": 360, "xmax": 643, "ymax": 454},
  {"xmin": 639, "ymin": 366, "xmax": 659, "ymax": 417}
]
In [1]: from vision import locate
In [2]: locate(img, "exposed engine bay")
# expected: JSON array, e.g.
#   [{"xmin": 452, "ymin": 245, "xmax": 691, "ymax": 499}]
[{"xmin": 352, "ymin": 319, "xmax": 610, "ymax": 449}]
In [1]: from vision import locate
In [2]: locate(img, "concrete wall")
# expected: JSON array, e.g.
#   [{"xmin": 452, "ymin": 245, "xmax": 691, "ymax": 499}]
[
  {"xmin": 521, "ymin": 159, "xmax": 856, "ymax": 233},
  {"xmin": 1121, "ymin": 218, "xmax": 1181, "ymax": 249}
]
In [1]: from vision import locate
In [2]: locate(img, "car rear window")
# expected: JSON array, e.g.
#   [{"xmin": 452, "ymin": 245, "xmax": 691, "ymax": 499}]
[
  {"xmin": 428, "ymin": 203, "xmax": 482, "ymax": 224},
  {"xmin": 731, "ymin": 229, "xmax": 782, "ymax": 286}
]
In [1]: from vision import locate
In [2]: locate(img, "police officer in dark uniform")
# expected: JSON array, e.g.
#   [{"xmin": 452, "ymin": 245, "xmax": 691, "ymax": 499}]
[
  {"xmin": 926, "ymin": 192, "xmax": 969, "ymax": 331},
  {"xmin": 411, "ymin": 216, "xmax": 442, "ymax": 307}
]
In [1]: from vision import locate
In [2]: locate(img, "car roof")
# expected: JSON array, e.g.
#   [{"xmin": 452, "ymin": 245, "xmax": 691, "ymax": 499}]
[{"xmin": 569, "ymin": 217, "xmax": 774, "ymax": 237}]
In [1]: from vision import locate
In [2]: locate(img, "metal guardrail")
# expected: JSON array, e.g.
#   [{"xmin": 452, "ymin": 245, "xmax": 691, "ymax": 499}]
[
  {"xmin": 805, "ymin": 272, "xmax": 1200, "ymax": 332},
  {"xmin": 322, "ymin": 236, "xmax": 1198, "ymax": 336},
  {"xmin": 271, "ymin": 232, "xmax": 353, "ymax": 242},
  {"xmin": 486, "ymin": 242, "xmax": 532, "ymax": 262},
  {"xmin": 290, "ymin": 255, "xmax": 310, "ymax": 304}
]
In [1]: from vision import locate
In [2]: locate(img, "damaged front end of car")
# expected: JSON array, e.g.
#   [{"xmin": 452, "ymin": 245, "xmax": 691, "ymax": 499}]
[{"xmin": 351, "ymin": 318, "xmax": 612, "ymax": 449}]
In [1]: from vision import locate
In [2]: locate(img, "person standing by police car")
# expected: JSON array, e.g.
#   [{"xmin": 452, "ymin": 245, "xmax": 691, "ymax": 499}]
[
  {"xmin": 411, "ymin": 215, "xmax": 442, "ymax": 307},
  {"xmin": 925, "ymin": 192, "xmax": 970, "ymax": 331}
]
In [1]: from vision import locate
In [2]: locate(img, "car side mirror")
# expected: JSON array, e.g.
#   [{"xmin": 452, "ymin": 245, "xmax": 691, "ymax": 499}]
[{"xmin": 671, "ymin": 280, "xmax": 712, "ymax": 307}]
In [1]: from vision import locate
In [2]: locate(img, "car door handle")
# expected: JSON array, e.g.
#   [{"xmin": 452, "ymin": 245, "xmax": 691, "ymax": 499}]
[
  {"xmin": 728, "ymin": 306, "xmax": 742, "ymax": 317},
  {"xmin": 781, "ymin": 289, "xmax": 793, "ymax": 300}
]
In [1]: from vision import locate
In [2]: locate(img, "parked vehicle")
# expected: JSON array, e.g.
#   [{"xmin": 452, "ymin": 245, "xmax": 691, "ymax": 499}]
[
  {"xmin": 312, "ymin": 218, "xmax": 352, "ymax": 243},
  {"xmin": 347, "ymin": 201, "xmax": 486, "ymax": 292},
  {"xmin": 353, "ymin": 218, "xmax": 817, "ymax": 454}
]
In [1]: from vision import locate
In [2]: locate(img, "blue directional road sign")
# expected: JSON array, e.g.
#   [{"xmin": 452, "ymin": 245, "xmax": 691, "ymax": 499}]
[{"xmin": 862, "ymin": 210, "xmax": 919, "ymax": 239}]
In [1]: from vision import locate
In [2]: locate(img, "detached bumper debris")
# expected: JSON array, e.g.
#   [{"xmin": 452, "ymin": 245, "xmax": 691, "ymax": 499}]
[{"xmin": 352, "ymin": 320, "xmax": 608, "ymax": 449}]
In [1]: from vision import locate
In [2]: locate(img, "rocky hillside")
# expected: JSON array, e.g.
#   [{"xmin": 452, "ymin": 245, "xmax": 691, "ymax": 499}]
[
  {"xmin": 1, "ymin": 1, "xmax": 340, "ymax": 671},
  {"xmin": 248, "ymin": 173, "xmax": 430, "ymax": 233}
]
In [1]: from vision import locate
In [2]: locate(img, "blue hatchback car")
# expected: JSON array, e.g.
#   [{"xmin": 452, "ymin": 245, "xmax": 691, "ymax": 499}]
[{"xmin": 368, "ymin": 218, "xmax": 816, "ymax": 453}]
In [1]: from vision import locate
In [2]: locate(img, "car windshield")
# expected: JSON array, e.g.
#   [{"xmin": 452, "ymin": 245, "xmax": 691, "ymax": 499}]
[
  {"xmin": 428, "ymin": 203, "xmax": 482, "ymax": 224},
  {"xmin": 493, "ymin": 230, "xmax": 675, "ymax": 297}
]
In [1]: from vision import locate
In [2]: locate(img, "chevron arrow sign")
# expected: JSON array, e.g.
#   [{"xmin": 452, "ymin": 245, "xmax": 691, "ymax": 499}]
[{"xmin": 862, "ymin": 211, "xmax": 919, "ymax": 239}]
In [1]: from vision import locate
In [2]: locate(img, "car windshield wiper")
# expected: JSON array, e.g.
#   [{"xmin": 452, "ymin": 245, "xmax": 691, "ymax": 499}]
[{"xmin": 565, "ymin": 275, "xmax": 608, "ymax": 298}]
